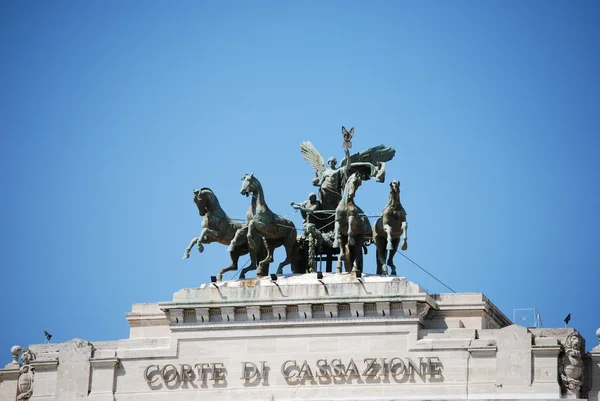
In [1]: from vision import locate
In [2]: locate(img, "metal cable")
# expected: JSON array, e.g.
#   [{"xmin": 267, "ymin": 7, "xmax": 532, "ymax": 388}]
[{"xmin": 396, "ymin": 251, "xmax": 456, "ymax": 293}]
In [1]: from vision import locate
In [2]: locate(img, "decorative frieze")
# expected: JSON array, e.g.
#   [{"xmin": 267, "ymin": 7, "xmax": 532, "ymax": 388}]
[{"xmin": 164, "ymin": 299, "xmax": 437, "ymax": 327}]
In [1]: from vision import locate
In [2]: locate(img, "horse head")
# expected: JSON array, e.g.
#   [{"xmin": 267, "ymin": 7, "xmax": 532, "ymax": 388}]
[
  {"xmin": 345, "ymin": 172, "xmax": 363, "ymax": 201},
  {"xmin": 390, "ymin": 179, "xmax": 400, "ymax": 195},
  {"xmin": 193, "ymin": 188, "xmax": 212, "ymax": 216},
  {"xmin": 240, "ymin": 173, "xmax": 257, "ymax": 197}
]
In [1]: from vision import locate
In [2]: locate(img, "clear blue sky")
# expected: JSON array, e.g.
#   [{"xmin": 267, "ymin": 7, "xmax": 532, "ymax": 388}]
[{"xmin": 1, "ymin": 1, "xmax": 599, "ymax": 355}]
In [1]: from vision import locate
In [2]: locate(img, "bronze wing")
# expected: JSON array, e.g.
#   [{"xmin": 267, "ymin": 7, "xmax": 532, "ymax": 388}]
[
  {"xmin": 340, "ymin": 144, "xmax": 396, "ymax": 167},
  {"xmin": 300, "ymin": 141, "xmax": 327, "ymax": 181},
  {"xmin": 340, "ymin": 144, "xmax": 396, "ymax": 182}
]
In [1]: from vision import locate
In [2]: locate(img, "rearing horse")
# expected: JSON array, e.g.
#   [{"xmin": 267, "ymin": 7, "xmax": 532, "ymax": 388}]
[
  {"xmin": 373, "ymin": 179, "xmax": 408, "ymax": 275},
  {"xmin": 332, "ymin": 172, "xmax": 371, "ymax": 273},
  {"xmin": 228, "ymin": 173, "xmax": 298, "ymax": 277},
  {"xmin": 183, "ymin": 188, "xmax": 266, "ymax": 281}
]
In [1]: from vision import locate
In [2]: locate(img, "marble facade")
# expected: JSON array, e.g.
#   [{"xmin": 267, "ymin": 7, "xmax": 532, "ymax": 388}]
[{"xmin": 1, "ymin": 274, "xmax": 599, "ymax": 401}]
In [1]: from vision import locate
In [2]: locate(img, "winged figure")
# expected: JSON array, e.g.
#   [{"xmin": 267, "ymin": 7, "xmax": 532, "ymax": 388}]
[{"xmin": 300, "ymin": 127, "xmax": 396, "ymax": 211}]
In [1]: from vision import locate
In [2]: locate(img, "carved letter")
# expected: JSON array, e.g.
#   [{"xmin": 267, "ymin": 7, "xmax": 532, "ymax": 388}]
[
  {"xmin": 260, "ymin": 361, "xmax": 268, "ymax": 381},
  {"xmin": 331, "ymin": 359, "xmax": 344, "ymax": 377},
  {"xmin": 144, "ymin": 365, "xmax": 160, "ymax": 384},
  {"xmin": 389, "ymin": 357, "xmax": 405, "ymax": 377},
  {"xmin": 211, "ymin": 363, "xmax": 225, "ymax": 381},
  {"xmin": 363, "ymin": 358, "xmax": 377, "ymax": 377},
  {"xmin": 316, "ymin": 359, "xmax": 330, "ymax": 378},
  {"xmin": 345, "ymin": 359, "xmax": 360, "ymax": 378},
  {"xmin": 299, "ymin": 360, "xmax": 314, "ymax": 380},
  {"xmin": 406, "ymin": 357, "xmax": 424, "ymax": 376},
  {"xmin": 161, "ymin": 364, "xmax": 180, "ymax": 383},
  {"xmin": 379, "ymin": 358, "xmax": 388, "ymax": 378},
  {"xmin": 179, "ymin": 364, "xmax": 194, "ymax": 382},
  {"xmin": 195, "ymin": 363, "xmax": 210, "ymax": 383},
  {"xmin": 281, "ymin": 360, "xmax": 299, "ymax": 380},
  {"xmin": 241, "ymin": 362, "xmax": 259, "ymax": 380},
  {"xmin": 427, "ymin": 357, "xmax": 442, "ymax": 376}
]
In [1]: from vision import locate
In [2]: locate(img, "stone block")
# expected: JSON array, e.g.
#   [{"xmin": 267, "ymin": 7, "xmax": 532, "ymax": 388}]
[
  {"xmin": 350, "ymin": 302, "xmax": 364, "ymax": 318},
  {"xmin": 496, "ymin": 324, "xmax": 532, "ymax": 388},
  {"xmin": 298, "ymin": 304, "xmax": 312, "ymax": 319},
  {"xmin": 323, "ymin": 303, "xmax": 338, "ymax": 318},
  {"xmin": 246, "ymin": 306, "xmax": 261, "ymax": 322},
  {"xmin": 196, "ymin": 307, "xmax": 209, "ymax": 323},
  {"xmin": 272, "ymin": 305, "xmax": 287, "ymax": 320},
  {"xmin": 55, "ymin": 339, "xmax": 93, "ymax": 399},
  {"xmin": 221, "ymin": 307, "xmax": 235, "ymax": 322},
  {"xmin": 168, "ymin": 308, "xmax": 183, "ymax": 325},
  {"xmin": 376, "ymin": 301, "xmax": 390, "ymax": 317}
]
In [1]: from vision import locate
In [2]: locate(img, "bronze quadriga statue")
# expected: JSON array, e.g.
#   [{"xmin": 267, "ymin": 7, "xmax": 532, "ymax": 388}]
[{"xmin": 185, "ymin": 126, "xmax": 408, "ymax": 279}]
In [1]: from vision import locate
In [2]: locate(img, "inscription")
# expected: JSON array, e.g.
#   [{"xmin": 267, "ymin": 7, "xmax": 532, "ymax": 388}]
[{"xmin": 144, "ymin": 356, "xmax": 442, "ymax": 389}]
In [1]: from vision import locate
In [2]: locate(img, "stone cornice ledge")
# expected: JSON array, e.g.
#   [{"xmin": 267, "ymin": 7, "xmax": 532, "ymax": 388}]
[
  {"xmin": 125, "ymin": 311, "xmax": 169, "ymax": 324},
  {"xmin": 170, "ymin": 316, "xmax": 426, "ymax": 331},
  {"xmin": 531, "ymin": 344, "xmax": 561, "ymax": 354},
  {"xmin": 90, "ymin": 357, "xmax": 119, "ymax": 368},
  {"xmin": 31, "ymin": 359, "xmax": 59, "ymax": 369}
]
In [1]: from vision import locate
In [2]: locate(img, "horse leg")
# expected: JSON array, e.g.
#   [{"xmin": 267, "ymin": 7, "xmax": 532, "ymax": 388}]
[
  {"xmin": 332, "ymin": 219, "xmax": 341, "ymax": 249},
  {"xmin": 374, "ymin": 234, "xmax": 383, "ymax": 275},
  {"xmin": 336, "ymin": 237, "xmax": 344, "ymax": 274},
  {"xmin": 228, "ymin": 226, "xmax": 248, "ymax": 252},
  {"xmin": 376, "ymin": 237, "xmax": 388, "ymax": 275},
  {"xmin": 241, "ymin": 244, "xmax": 260, "ymax": 280},
  {"xmin": 343, "ymin": 241, "xmax": 353, "ymax": 273},
  {"xmin": 201, "ymin": 228, "xmax": 221, "ymax": 243},
  {"xmin": 218, "ymin": 249, "xmax": 241, "ymax": 281},
  {"xmin": 263, "ymin": 239, "xmax": 277, "ymax": 276},
  {"xmin": 347, "ymin": 215, "xmax": 355, "ymax": 246},
  {"xmin": 384, "ymin": 224, "xmax": 393, "ymax": 251},
  {"xmin": 388, "ymin": 237, "xmax": 400, "ymax": 276},
  {"xmin": 352, "ymin": 239, "xmax": 363, "ymax": 273},
  {"xmin": 196, "ymin": 227, "xmax": 223, "ymax": 253},
  {"xmin": 401, "ymin": 221, "xmax": 408, "ymax": 251},
  {"xmin": 276, "ymin": 234, "xmax": 296, "ymax": 275},
  {"xmin": 248, "ymin": 221, "xmax": 270, "ymax": 269},
  {"xmin": 183, "ymin": 237, "xmax": 199, "ymax": 259},
  {"xmin": 240, "ymin": 260, "xmax": 256, "ymax": 280},
  {"xmin": 257, "ymin": 239, "xmax": 270, "ymax": 276}
]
